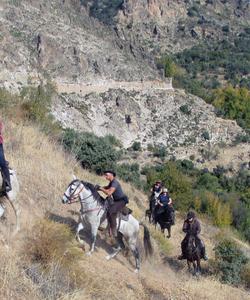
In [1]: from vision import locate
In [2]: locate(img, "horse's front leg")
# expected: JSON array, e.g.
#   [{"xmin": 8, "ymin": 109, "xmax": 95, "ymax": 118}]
[
  {"xmin": 167, "ymin": 224, "xmax": 171, "ymax": 238},
  {"xmin": 187, "ymin": 260, "xmax": 192, "ymax": 273},
  {"xmin": 87, "ymin": 224, "xmax": 99, "ymax": 256},
  {"xmin": 196, "ymin": 258, "xmax": 201, "ymax": 276},
  {"xmin": 76, "ymin": 220, "xmax": 85, "ymax": 245},
  {"xmin": 192, "ymin": 261, "xmax": 197, "ymax": 275}
]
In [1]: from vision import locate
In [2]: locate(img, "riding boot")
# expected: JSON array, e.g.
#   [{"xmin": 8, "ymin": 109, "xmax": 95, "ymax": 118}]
[
  {"xmin": 201, "ymin": 246, "xmax": 208, "ymax": 260},
  {"xmin": 178, "ymin": 238, "xmax": 187, "ymax": 260},
  {"xmin": 113, "ymin": 232, "xmax": 125, "ymax": 251}
]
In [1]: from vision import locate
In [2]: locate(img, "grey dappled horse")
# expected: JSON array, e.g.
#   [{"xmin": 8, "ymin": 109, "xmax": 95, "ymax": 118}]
[
  {"xmin": 0, "ymin": 168, "xmax": 20, "ymax": 234},
  {"xmin": 62, "ymin": 179, "xmax": 153, "ymax": 272}
]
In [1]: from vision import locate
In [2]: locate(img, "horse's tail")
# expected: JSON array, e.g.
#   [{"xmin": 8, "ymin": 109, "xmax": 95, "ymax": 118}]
[
  {"xmin": 139, "ymin": 222, "xmax": 153, "ymax": 257},
  {"xmin": 4, "ymin": 194, "xmax": 20, "ymax": 235}
]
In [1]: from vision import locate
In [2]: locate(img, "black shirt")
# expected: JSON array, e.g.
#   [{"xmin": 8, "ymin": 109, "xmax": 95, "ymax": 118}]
[{"xmin": 107, "ymin": 178, "xmax": 126, "ymax": 201}]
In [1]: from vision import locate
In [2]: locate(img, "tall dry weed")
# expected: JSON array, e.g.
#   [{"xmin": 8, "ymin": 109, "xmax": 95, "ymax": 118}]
[{"xmin": 22, "ymin": 219, "xmax": 88, "ymax": 299}]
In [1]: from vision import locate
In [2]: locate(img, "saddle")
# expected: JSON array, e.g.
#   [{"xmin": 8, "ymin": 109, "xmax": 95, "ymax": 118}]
[{"xmin": 118, "ymin": 207, "xmax": 133, "ymax": 222}]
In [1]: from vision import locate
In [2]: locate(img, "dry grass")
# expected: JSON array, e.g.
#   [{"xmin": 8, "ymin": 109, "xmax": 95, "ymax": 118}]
[
  {"xmin": 0, "ymin": 118, "xmax": 249, "ymax": 299},
  {"xmin": 0, "ymin": 247, "xmax": 41, "ymax": 300}
]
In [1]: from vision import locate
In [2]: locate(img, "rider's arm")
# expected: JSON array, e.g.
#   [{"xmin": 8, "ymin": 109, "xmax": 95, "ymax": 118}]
[
  {"xmin": 196, "ymin": 221, "xmax": 201, "ymax": 235},
  {"xmin": 157, "ymin": 199, "xmax": 163, "ymax": 206},
  {"xmin": 182, "ymin": 221, "xmax": 189, "ymax": 233},
  {"xmin": 99, "ymin": 186, "xmax": 115, "ymax": 196},
  {"xmin": 168, "ymin": 197, "xmax": 172, "ymax": 205}
]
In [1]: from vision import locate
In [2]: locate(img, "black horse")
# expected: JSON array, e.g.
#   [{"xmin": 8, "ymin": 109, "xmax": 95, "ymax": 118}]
[
  {"xmin": 145, "ymin": 194, "xmax": 158, "ymax": 224},
  {"xmin": 154, "ymin": 205, "xmax": 175, "ymax": 238},
  {"xmin": 183, "ymin": 234, "xmax": 202, "ymax": 275}
]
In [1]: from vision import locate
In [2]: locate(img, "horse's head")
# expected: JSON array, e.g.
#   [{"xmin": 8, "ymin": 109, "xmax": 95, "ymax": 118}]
[{"xmin": 62, "ymin": 179, "xmax": 83, "ymax": 204}]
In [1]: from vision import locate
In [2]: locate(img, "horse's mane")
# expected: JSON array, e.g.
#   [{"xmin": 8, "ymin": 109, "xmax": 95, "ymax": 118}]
[{"xmin": 82, "ymin": 181, "xmax": 102, "ymax": 201}]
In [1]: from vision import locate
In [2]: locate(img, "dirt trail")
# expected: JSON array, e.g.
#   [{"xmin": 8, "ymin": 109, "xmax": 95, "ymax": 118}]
[
  {"xmin": 74, "ymin": 212, "xmax": 249, "ymax": 300},
  {"xmin": 55, "ymin": 79, "xmax": 173, "ymax": 96}
]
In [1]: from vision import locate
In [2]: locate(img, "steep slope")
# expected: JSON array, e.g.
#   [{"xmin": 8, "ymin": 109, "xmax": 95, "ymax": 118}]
[
  {"xmin": 52, "ymin": 85, "xmax": 244, "ymax": 153},
  {"xmin": 0, "ymin": 119, "xmax": 249, "ymax": 300},
  {"xmin": 0, "ymin": 0, "xmax": 159, "ymax": 93},
  {"xmin": 0, "ymin": 0, "xmax": 248, "ymax": 166},
  {"xmin": 85, "ymin": 0, "xmax": 250, "ymax": 54}
]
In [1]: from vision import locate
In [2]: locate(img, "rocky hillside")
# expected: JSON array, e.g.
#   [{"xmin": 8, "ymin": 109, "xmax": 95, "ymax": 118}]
[
  {"xmin": 53, "ymin": 85, "xmax": 242, "ymax": 149},
  {"xmin": 0, "ymin": 0, "xmax": 158, "ymax": 93},
  {"xmin": 0, "ymin": 0, "xmax": 249, "ymax": 168},
  {"xmin": 1, "ymin": 119, "xmax": 249, "ymax": 300},
  {"xmin": 86, "ymin": 0, "xmax": 250, "ymax": 54}
]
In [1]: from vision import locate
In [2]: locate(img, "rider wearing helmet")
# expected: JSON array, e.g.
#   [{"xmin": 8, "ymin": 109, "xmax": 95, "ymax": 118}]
[
  {"xmin": 154, "ymin": 187, "xmax": 174, "ymax": 220},
  {"xmin": 178, "ymin": 211, "xmax": 208, "ymax": 260},
  {"xmin": 156, "ymin": 188, "xmax": 172, "ymax": 207}
]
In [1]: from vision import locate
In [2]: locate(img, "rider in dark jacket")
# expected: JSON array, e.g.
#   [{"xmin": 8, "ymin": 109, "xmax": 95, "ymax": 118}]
[
  {"xmin": 178, "ymin": 211, "xmax": 208, "ymax": 260},
  {"xmin": 149, "ymin": 180, "xmax": 162, "ymax": 219},
  {"xmin": 155, "ymin": 188, "xmax": 172, "ymax": 214}
]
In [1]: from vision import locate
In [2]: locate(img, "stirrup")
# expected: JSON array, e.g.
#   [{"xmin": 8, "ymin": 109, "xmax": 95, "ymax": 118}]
[
  {"xmin": 112, "ymin": 245, "xmax": 121, "ymax": 251},
  {"xmin": 178, "ymin": 255, "xmax": 185, "ymax": 260}
]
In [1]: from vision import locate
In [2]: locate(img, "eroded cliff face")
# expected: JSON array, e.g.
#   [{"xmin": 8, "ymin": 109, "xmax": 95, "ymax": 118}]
[
  {"xmin": 0, "ymin": 0, "xmax": 159, "ymax": 93},
  {"xmin": 0, "ymin": 0, "xmax": 248, "ymax": 164},
  {"xmin": 52, "ymin": 86, "xmax": 242, "ymax": 151},
  {"xmin": 114, "ymin": 0, "xmax": 250, "ymax": 54}
]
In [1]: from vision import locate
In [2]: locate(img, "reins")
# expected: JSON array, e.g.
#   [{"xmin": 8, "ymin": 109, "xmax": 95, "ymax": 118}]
[{"xmin": 65, "ymin": 181, "xmax": 104, "ymax": 215}]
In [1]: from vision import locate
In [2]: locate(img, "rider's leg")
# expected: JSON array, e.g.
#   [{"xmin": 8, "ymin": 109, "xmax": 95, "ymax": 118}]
[
  {"xmin": 196, "ymin": 236, "xmax": 208, "ymax": 260},
  {"xmin": 178, "ymin": 236, "xmax": 187, "ymax": 260},
  {"xmin": 108, "ymin": 200, "xmax": 126, "ymax": 238},
  {"xmin": 0, "ymin": 144, "xmax": 11, "ymax": 192}
]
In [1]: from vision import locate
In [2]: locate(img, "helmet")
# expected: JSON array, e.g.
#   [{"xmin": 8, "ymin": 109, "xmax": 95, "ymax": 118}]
[
  {"xmin": 162, "ymin": 188, "xmax": 168, "ymax": 193},
  {"xmin": 187, "ymin": 211, "xmax": 195, "ymax": 219},
  {"xmin": 155, "ymin": 180, "xmax": 162, "ymax": 184}
]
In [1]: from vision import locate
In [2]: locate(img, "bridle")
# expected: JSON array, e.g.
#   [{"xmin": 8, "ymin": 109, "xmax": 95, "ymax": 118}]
[
  {"xmin": 64, "ymin": 181, "xmax": 91, "ymax": 204},
  {"xmin": 63, "ymin": 180, "xmax": 98, "ymax": 206}
]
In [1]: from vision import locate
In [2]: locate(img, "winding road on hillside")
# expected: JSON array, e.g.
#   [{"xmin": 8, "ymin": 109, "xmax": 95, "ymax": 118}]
[{"xmin": 55, "ymin": 79, "xmax": 173, "ymax": 96}]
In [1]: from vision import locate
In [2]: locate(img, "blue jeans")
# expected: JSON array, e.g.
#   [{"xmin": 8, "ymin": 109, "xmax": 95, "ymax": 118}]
[{"xmin": 0, "ymin": 144, "xmax": 11, "ymax": 187}]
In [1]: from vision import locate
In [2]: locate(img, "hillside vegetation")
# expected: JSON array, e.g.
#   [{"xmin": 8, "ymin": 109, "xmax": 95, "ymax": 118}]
[{"xmin": 0, "ymin": 98, "xmax": 249, "ymax": 299}]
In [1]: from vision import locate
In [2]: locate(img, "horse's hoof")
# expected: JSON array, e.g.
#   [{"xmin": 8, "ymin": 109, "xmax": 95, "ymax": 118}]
[
  {"xmin": 86, "ymin": 251, "xmax": 92, "ymax": 256},
  {"xmin": 167, "ymin": 235, "xmax": 171, "ymax": 238},
  {"xmin": 106, "ymin": 255, "xmax": 111, "ymax": 260},
  {"xmin": 134, "ymin": 268, "xmax": 139, "ymax": 274}
]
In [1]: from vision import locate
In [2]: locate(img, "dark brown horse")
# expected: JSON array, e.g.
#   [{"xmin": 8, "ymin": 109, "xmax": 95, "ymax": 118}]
[
  {"xmin": 184, "ymin": 234, "xmax": 202, "ymax": 275},
  {"xmin": 154, "ymin": 205, "xmax": 175, "ymax": 238},
  {"xmin": 145, "ymin": 194, "xmax": 158, "ymax": 223}
]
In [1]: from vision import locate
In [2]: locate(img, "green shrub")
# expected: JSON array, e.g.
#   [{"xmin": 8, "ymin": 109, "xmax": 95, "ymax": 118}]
[
  {"xmin": 131, "ymin": 141, "xmax": 141, "ymax": 151},
  {"xmin": 103, "ymin": 134, "xmax": 122, "ymax": 147},
  {"xmin": 241, "ymin": 263, "xmax": 250, "ymax": 288},
  {"xmin": 187, "ymin": 6, "xmax": 200, "ymax": 17},
  {"xmin": 214, "ymin": 238, "xmax": 248, "ymax": 285},
  {"xmin": 196, "ymin": 173, "xmax": 221, "ymax": 192},
  {"xmin": 116, "ymin": 163, "xmax": 144, "ymax": 189},
  {"xmin": 153, "ymin": 145, "xmax": 166, "ymax": 159},
  {"xmin": 180, "ymin": 104, "xmax": 191, "ymax": 115},
  {"xmin": 147, "ymin": 143, "xmax": 154, "ymax": 152},
  {"xmin": 201, "ymin": 131, "xmax": 210, "ymax": 140},
  {"xmin": 61, "ymin": 129, "xmax": 121, "ymax": 174},
  {"xmin": 157, "ymin": 55, "xmax": 179, "ymax": 78},
  {"xmin": 20, "ymin": 84, "xmax": 61, "ymax": 135}
]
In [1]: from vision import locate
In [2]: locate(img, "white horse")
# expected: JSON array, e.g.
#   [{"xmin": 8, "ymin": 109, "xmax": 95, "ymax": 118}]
[
  {"xmin": 0, "ymin": 167, "xmax": 20, "ymax": 234},
  {"xmin": 62, "ymin": 179, "xmax": 153, "ymax": 272}
]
